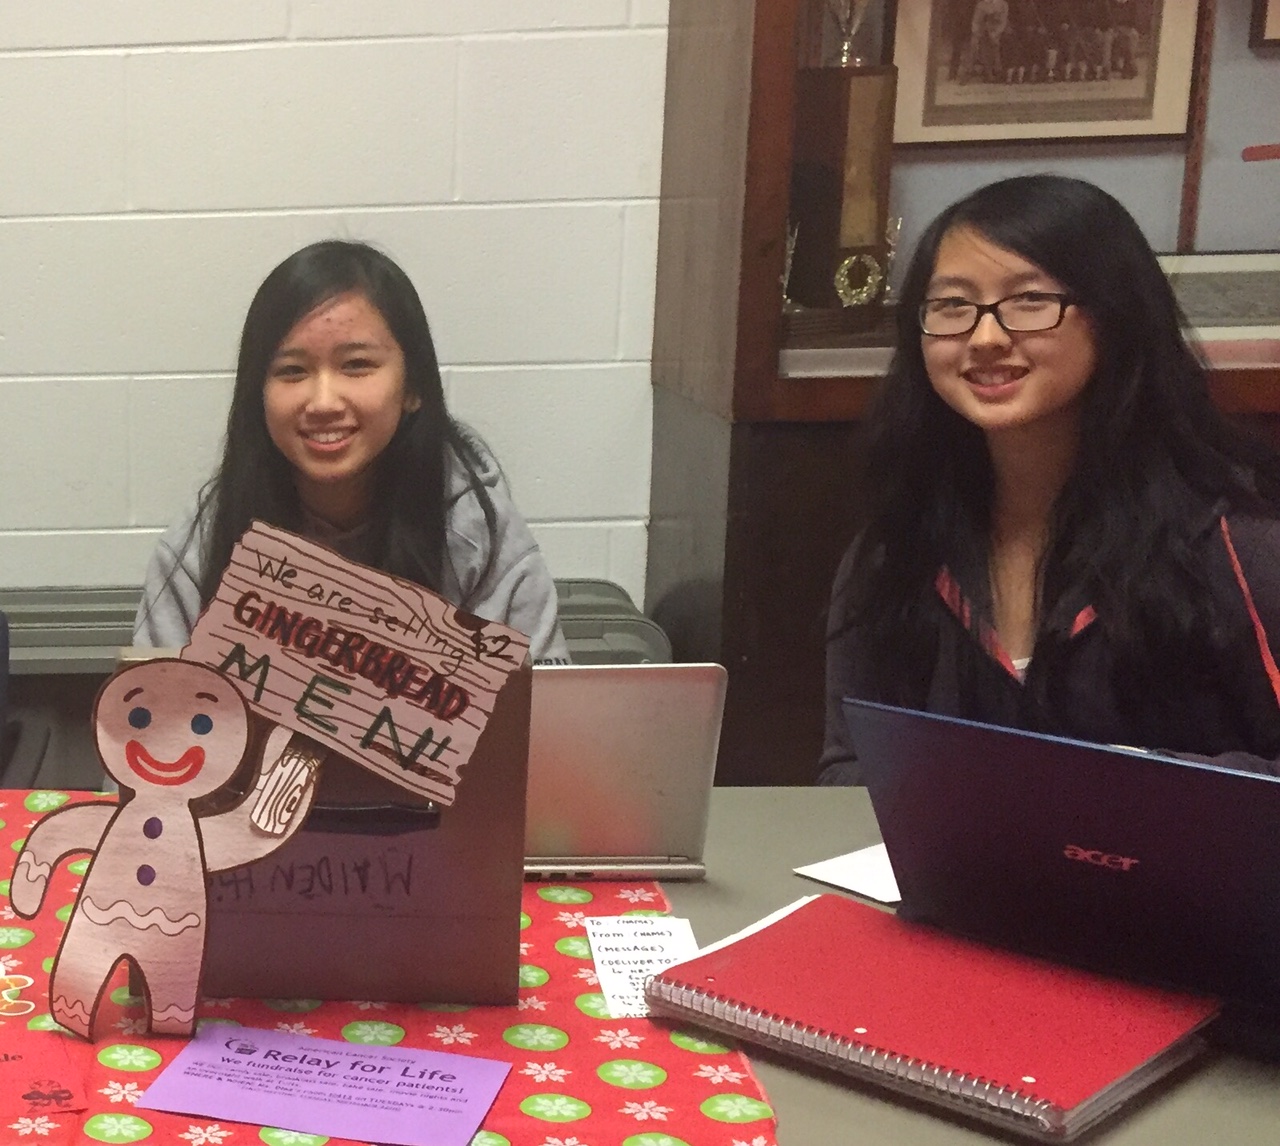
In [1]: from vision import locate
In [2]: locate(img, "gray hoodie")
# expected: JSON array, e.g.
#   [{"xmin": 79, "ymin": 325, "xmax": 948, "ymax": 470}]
[{"xmin": 133, "ymin": 444, "xmax": 570, "ymax": 663}]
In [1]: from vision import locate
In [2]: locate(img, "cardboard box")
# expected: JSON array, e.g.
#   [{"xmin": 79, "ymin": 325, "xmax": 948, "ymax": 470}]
[{"xmin": 200, "ymin": 663, "xmax": 530, "ymax": 1005}]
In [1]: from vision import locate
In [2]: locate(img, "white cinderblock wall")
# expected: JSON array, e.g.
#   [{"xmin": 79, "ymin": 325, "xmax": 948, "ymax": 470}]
[{"xmin": 0, "ymin": 1, "xmax": 668, "ymax": 606}]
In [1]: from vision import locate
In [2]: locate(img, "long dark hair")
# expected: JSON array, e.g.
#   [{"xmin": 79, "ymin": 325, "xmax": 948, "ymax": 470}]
[
  {"xmin": 195, "ymin": 239, "xmax": 497, "ymax": 605},
  {"xmin": 841, "ymin": 174, "xmax": 1280, "ymax": 711}
]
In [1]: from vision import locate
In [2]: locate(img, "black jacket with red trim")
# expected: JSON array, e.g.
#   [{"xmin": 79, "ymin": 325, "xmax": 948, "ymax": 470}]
[{"xmin": 819, "ymin": 511, "xmax": 1280, "ymax": 785}]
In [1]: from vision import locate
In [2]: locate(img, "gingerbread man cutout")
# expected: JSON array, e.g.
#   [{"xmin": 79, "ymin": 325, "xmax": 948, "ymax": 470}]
[{"xmin": 9, "ymin": 659, "xmax": 324, "ymax": 1038}]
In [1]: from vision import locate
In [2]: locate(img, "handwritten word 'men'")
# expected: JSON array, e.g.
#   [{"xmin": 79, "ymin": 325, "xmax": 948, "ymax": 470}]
[
  {"xmin": 218, "ymin": 645, "xmax": 456, "ymax": 780},
  {"xmin": 232, "ymin": 590, "xmax": 470, "ymax": 721}
]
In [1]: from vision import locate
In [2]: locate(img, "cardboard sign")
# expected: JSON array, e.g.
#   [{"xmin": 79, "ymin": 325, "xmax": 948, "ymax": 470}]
[
  {"xmin": 202, "ymin": 664, "xmax": 533, "ymax": 1007},
  {"xmin": 182, "ymin": 521, "xmax": 530, "ymax": 805}
]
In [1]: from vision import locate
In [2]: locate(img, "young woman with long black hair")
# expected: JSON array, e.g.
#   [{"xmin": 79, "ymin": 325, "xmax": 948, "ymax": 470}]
[
  {"xmin": 134, "ymin": 240, "xmax": 569, "ymax": 662},
  {"xmin": 821, "ymin": 175, "xmax": 1280, "ymax": 783}
]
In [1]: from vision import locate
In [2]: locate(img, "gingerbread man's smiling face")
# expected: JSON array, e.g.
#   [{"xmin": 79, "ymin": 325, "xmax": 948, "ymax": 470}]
[{"xmin": 96, "ymin": 660, "xmax": 250, "ymax": 798}]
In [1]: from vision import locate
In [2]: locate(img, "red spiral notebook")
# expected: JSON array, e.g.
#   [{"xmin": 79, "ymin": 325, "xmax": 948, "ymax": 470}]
[{"xmin": 645, "ymin": 895, "xmax": 1220, "ymax": 1141}]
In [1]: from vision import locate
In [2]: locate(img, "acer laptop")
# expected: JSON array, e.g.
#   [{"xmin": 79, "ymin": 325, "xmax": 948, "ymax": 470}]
[
  {"xmin": 842, "ymin": 698, "xmax": 1280, "ymax": 1014},
  {"xmin": 524, "ymin": 663, "xmax": 726, "ymax": 880}
]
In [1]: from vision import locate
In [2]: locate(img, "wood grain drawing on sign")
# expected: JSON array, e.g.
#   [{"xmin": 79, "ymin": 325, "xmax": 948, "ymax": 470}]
[{"xmin": 182, "ymin": 521, "xmax": 530, "ymax": 804}]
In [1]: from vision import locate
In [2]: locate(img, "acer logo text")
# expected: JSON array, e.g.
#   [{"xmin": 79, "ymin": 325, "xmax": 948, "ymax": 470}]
[{"xmin": 1063, "ymin": 844, "xmax": 1140, "ymax": 871}]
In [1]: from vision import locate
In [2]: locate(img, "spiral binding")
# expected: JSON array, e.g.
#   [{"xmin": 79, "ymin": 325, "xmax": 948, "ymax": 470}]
[{"xmin": 646, "ymin": 978, "xmax": 1061, "ymax": 1135}]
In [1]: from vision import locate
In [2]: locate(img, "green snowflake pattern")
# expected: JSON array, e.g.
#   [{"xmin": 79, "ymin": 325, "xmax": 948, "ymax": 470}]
[
  {"xmin": 622, "ymin": 1135, "xmax": 694, "ymax": 1146},
  {"xmin": 518, "ymin": 1092, "xmax": 592, "ymax": 1122},
  {"xmin": 262, "ymin": 998, "xmax": 323, "ymax": 1013},
  {"xmin": 519, "ymin": 964, "xmax": 550, "ymax": 988},
  {"xmin": 468, "ymin": 1133, "xmax": 511, "ymax": 1146},
  {"xmin": 502, "ymin": 1023, "xmax": 570, "ymax": 1051},
  {"xmin": 0, "ymin": 927, "xmax": 35, "ymax": 949},
  {"xmin": 24, "ymin": 790, "xmax": 70, "ymax": 813},
  {"xmin": 341, "ymin": 1020, "xmax": 405, "ymax": 1045},
  {"xmin": 553, "ymin": 936, "xmax": 593, "ymax": 960},
  {"xmin": 574, "ymin": 992, "xmax": 611, "ymax": 1018},
  {"xmin": 260, "ymin": 1129, "xmax": 331, "ymax": 1145},
  {"xmin": 27, "ymin": 1014, "xmax": 71, "ymax": 1034},
  {"xmin": 82, "ymin": 1112, "xmax": 153, "ymax": 1142},
  {"xmin": 109, "ymin": 987, "xmax": 144, "ymax": 1007},
  {"xmin": 96, "ymin": 1044, "xmax": 162, "ymax": 1072},
  {"xmin": 700, "ymin": 1093, "xmax": 774, "ymax": 1123},
  {"xmin": 67, "ymin": 858, "xmax": 91, "ymax": 875},
  {"xmin": 535, "ymin": 886, "xmax": 594, "ymax": 905},
  {"xmin": 519, "ymin": 911, "xmax": 532, "ymax": 930},
  {"xmin": 597, "ymin": 1058, "xmax": 669, "ymax": 1089},
  {"xmin": 669, "ymin": 1030, "xmax": 732, "ymax": 1054}
]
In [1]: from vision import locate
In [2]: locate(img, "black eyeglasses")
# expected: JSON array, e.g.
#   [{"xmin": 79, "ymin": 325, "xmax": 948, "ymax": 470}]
[{"xmin": 919, "ymin": 291, "xmax": 1077, "ymax": 337}]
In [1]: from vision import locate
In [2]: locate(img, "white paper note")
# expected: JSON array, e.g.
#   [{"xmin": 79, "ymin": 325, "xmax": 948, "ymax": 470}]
[
  {"xmin": 794, "ymin": 843, "xmax": 901, "ymax": 903},
  {"xmin": 584, "ymin": 915, "xmax": 700, "ymax": 1018}
]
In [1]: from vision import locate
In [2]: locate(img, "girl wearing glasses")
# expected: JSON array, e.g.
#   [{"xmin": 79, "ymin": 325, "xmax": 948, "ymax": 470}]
[{"xmin": 821, "ymin": 174, "xmax": 1280, "ymax": 783}]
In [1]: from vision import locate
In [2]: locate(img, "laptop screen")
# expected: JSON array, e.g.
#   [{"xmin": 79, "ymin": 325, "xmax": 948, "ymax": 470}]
[{"xmin": 525, "ymin": 663, "xmax": 725, "ymax": 879}]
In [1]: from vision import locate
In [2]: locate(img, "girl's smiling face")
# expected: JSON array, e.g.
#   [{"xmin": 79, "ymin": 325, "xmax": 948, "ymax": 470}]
[
  {"xmin": 263, "ymin": 291, "xmax": 419, "ymax": 528},
  {"xmin": 921, "ymin": 225, "xmax": 1098, "ymax": 442}
]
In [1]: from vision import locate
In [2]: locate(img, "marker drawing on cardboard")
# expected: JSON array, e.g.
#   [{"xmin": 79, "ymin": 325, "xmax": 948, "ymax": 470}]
[
  {"xmin": 10, "ymin": 659, "xmax": 324, "ymax": 1039},
  {"xmin": 181, "ymin": 520, "xmax": 531, "ymax": 804},
  {"xmin": 8, "ymin": 523, "xmax": 529, "ymax": 1037}
]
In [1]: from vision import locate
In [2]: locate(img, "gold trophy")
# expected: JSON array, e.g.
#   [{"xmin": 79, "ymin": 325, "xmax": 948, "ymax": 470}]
[
  {"xmin": 827, "ymin": 0, "xmax": 875, "ymax": 67},
  {"xmin": 787, "ymin": 62, "xmax": 896, "ymax": 313}
]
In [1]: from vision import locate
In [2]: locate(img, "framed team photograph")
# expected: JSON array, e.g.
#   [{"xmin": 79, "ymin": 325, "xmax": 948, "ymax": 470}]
[
  {"xmin": 891, "ymin": 1, "xmax": 1205, "ymax": 144},
  {"xmin": 1252, "ymin": 0, "xmax": 1280, "ymax": 47}
]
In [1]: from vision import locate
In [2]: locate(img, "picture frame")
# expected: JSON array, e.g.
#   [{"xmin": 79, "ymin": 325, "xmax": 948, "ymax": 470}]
[
  {"xmin": 1252, "ymin": 0, "xmax": 1280, "ymax": 48},
  {"xmin": 891, "ymin": 1, "xmax": 1204, "ymax": 145}
]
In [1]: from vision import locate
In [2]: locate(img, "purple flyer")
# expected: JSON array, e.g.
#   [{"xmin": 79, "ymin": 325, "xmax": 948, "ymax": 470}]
[{"xmin": 137, "ymin": 1024, "xmax": 510, "ymax": 1146}]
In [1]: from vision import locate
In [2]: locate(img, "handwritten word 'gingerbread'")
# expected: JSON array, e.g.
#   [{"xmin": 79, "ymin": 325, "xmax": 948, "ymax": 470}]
[{"xmin": 181, "ymin": 521, "xmax": 529, "ymax": 804}]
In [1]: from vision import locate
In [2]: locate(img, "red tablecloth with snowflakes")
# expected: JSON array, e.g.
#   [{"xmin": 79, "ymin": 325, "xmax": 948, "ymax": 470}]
[{"xmin": 0, "ymin": 789, "xmax": 778, "ymax": 1146}]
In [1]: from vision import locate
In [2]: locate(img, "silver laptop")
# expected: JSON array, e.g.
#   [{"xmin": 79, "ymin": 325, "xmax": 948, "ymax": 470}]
[
  {"xmin": 524, "ymin": 663, "xmax": 726, "ymax": 880},
  {"xmin": 118, "ymin": 649, "xmax": 725, "ymax": 881}
]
